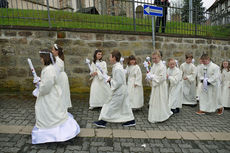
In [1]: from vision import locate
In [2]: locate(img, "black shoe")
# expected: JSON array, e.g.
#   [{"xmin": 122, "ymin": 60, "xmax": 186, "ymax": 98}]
[
  {"xmin": 93, "ymin": 120, "xmax": 107, "ymax": 128},
  {"xmin": 190, "ymin": 104, "xmax": 197, "ymax": 107},
  {"xmin": 171, "ymin": 108, "xmax": 180, "ymax": 114},
  {"xmin": 122, "ymin": 120, "xmax": 136, "ymax": 127},
  {"xmin": 171, "ymin": 109, "xmax": 176, "ymax": 113},
  {"xmin": 176, "ymin": 108, "xmax": 180, "ymax": 113}
]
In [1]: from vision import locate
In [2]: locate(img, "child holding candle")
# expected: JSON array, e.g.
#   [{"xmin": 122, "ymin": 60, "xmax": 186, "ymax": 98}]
[
  {"xmin": 89, "ymin": 49, "xmax": 111, "ymax": 110},
  {"xmin": 32, "ymin": 49, "xmax": 80, "ymax": 144}
]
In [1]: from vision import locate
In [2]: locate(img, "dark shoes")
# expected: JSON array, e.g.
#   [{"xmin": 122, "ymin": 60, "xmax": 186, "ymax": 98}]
[
  {"xmin": 171, "ymin": 108, "xmax": 180, "ymax": 114},
  {"xmin": 122, "ymin": 120, "xmax": 136, "ymax": 127},
  {"xmin": 93, "ymin": 120, "xmax": 107, "ymax": 128},
  {"xmin": 94, "ymin": 120, "xmax": 136, "ymax": 127}
]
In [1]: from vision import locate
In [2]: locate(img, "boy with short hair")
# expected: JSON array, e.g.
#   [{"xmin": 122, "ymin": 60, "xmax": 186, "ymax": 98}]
[
  {"xmin": 94, "ymin": 50, "xmax": 135, "ymax": 127},
  {"xmin": 196, "ymin": 54, "xmax": 224, "ymax": 115}
]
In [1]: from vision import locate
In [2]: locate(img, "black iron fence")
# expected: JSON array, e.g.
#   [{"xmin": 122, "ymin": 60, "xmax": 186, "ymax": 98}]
[{"xmin": 0, "ymin": 0, "xmax": 229, "ymax": 38}]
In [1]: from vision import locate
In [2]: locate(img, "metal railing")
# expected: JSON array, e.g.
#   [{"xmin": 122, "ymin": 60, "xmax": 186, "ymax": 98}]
[{"xmin": 0, "ymin": 0, "xmax": 229, "ymax": 38}]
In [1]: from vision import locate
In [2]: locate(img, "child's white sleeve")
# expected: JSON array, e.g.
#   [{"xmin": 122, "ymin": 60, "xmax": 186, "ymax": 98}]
[
  {"xmin": 169, "ymin": 69, "xmax": 181, "ymax": 86},
  {"xmin": 208, "ymin": 66, "xmax": 219, "ymax": 85},
  {"xmin": 186, "ymin": 65, "xmax": 196, "ymax": 82},
  {"xmin": 134, "ymin": 66, "xmax": 142, "ymax": 86},
  {"xmin": 151, "ymin": 66, "xmax": 166, "ymax": 87},
  {"xmin": 110, "ymin": 69, "xmax": 123, "ymax": 91},
  {"xmin": 38, "ymin": 69, "xmax": 55, "ymax": 96}
]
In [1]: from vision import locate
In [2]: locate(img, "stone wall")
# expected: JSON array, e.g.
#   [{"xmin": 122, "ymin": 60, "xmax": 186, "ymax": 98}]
[{"xmin": 0, "ymin": 29, "xmax": 230, "ymax": 93}]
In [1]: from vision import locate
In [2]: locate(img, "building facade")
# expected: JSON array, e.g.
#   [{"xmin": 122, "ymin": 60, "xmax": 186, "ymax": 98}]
[
  {"xmin": 207, "ymin": 0, "xmax": 230, "ymax": 25},
  {"xmin": 7, "ymin": 0, "xmax": 133, "ymax": 17}
]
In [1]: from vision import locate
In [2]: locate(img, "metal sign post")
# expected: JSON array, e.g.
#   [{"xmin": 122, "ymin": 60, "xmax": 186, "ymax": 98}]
[
  {"xmin": 144, "ymin": 5, "xmax": 163, "ymax": 51},
  {"xmin": 152, "ymin": 16, "xmax": 155, "ymax": 50}
]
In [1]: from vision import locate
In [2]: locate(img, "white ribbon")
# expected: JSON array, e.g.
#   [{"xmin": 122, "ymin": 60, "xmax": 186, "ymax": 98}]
[
  {"xmin": 192, "ymin": 59, "xmax": 195, "ymax": 64},
  {"xmin": 95, "ymin": 63, "xmax": 110, "ymax": 83},
  {"xmin": 49, "ymin": 53, "xmax": 55, "ymax": 65},
  {"xmin": 120, "ymin": 57, "xmax": 124, "ymax": 66},
  {"xmin": 54, "ymin": 44, "xmax": 58, "ymax": 50},
  {"xmin": 203, "ymin": 67, "xmax": 208, "ymax": 92},
  {"xmin": 175, "ymin": 60, "xmax": 179, "ymax": 67}
]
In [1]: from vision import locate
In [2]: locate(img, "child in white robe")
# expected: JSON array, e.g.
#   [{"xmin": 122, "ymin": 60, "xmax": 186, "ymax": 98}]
[
  {"xmin": 167, "ymin": 58, "xmax": 182, "ymax": 114},
  {"xmin": 126, "ymin": 55, "xmax": 144, "ymax": 109},
  {"xmin": 221, "ymin": 60, "xmax": 230, "ymax": 108},
  {"xmin": 94, "ymin": 50, "xmax": 135, "ymax": 127},
  {"xmin": 196, "ymin": 54, "xmax": 224, "ymax": 115},
  {"xmin": 180, "ymin": 53, "xmax": 197, "ymax": 106},
  {"xmin": 89, "ymin": 49, "xmax": 111, "ymax": 110},
  {"xmin": 146, "ymin": 51, "xmax": 173, "ymax": 123},
  {"xmin": 51, "ymin": 44, "xmax": 72, "ymax": 109},
  {"xmin": 32, "ymin": 49, "xmax": 80, "ymax": 144}
]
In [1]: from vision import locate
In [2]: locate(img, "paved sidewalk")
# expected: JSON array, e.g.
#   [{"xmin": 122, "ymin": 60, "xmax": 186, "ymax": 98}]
[
  {"xmin": 0, "ymin": 95, "xmax": 230, "ymax": 153},
  {"xmin": 1, "ymin": 125, "xmax": 230, "ymax": 141},
  {"xmin": 0, "ymin": 133, "xmax": 230, "ymax": 153},
  {"xmin": 0, "ymin": 95, "xmax": 230, "ymax": 132}
]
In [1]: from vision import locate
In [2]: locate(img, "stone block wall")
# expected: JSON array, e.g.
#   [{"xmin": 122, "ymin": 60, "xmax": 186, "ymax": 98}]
[{"xmin": 0, "ymin": 29, "xmax": 230, "ymax": 93}]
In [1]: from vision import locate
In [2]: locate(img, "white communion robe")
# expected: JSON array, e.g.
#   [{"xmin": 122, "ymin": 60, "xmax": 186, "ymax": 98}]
[
  {"xmin": 89, "ymin": 60, "xmax": 111, "ymax": 107},
  {"xmin": 198, "ymin": 62, "xmax": 220, "ymax": 112},
  {"xmin": 167, "ymin": 67, "xmax": 182, "ymax": 109},
  {"xmin": 126, "ymin": 65, "xmax": 144, "ymax": 109},
  {"xmin": 148, "ymin": 61, "xmax": 173, "ymax": 123},
  {"xmin": 196, "ymin": 64, "xmax": 203, "ymax": 98},
  {"xmin": 99, "ymin": 62, "xmax": 134, "ymax": 122},
  {"xmin": 221, "ymin": 69, "xmax": 230, "ymax": 107},
  {"xmin": 32, "ymin": 65, "xmax": 80, "ymax": 144},
  {"xmin": 55, "ymin": 56, "xmax": 72, "ymax": 109},
  {"xmin": 180, "ymin": 62, "xmax": 197, "ymax": 105}
]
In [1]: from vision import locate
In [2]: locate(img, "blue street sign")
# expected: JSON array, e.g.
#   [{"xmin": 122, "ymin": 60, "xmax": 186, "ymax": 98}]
[{"xmin": 143, "ymin": 5, "xmax": 163, "ymax": 17}]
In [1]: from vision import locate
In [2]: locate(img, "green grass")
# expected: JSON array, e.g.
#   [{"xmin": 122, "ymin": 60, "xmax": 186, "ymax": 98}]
[{"xmin": 0, "ymin": 8, "xmax": 229, "ymax": 38}]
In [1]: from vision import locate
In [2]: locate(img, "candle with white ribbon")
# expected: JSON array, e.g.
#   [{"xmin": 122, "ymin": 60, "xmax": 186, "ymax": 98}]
[
  {"xmin": 28, "ymin": 58, "xmax": 38, "ymax": 79},
  {"xmin": 27, "ymin": 58, "xmax": 40, "ymax": 97},
  {"xmin": 146, "ymin": 56, "xmax": 151, "ymax": 71},
  {"xmin": 143, "ymin": 61, "xmax": 150, "ymax": 73}
]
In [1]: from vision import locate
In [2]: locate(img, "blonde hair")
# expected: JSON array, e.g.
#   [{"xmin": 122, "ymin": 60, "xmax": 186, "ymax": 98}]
[
  {"xmin": 167, "ymin": 58, "xmax": 174, "ymax": 63},
  {"xmin": 152, "ymin": 51, "xmax": 161, "ymax": 58}
]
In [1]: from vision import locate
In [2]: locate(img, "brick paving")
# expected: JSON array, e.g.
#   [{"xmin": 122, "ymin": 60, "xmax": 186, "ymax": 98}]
[
  {"xmin": 0, "ymin": 95, "xmax": 230, "ymax": 132},
  {"xmin": 0, "ymin": 133, "xmax": 230, "ymax": 153},
  {"xmin": 0, "ymin": 94, "xmax": 230, "ymax": 153}
]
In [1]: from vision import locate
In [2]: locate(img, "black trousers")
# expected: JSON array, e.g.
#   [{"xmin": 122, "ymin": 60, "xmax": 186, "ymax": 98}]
[{"xmin": 155, "ymin": 13, "xmax": 167, "ymax": 33}]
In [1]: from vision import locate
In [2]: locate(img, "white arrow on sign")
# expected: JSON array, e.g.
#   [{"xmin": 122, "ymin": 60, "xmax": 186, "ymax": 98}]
[{"xmin": 144, "ymin": 6, "xmax": 163, "ymax": 15}]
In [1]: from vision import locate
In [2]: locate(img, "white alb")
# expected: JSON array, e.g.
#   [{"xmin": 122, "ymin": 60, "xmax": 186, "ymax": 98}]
[{"xmin": 126, "ymin": 65, "xmax": 144, "ymax": 109}]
